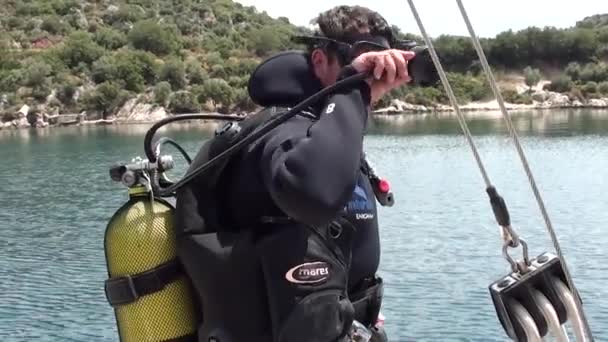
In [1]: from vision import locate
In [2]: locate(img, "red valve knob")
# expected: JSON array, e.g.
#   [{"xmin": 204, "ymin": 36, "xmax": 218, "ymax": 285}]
[{"xmin": 378, "ymin": 179, "xmax": 390, "ymax": 193}]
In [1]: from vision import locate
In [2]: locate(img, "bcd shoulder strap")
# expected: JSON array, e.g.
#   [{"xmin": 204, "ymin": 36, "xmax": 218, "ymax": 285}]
[{"xmin": 176, "ymin": 106, "xmax": 293, "ymax": 235}]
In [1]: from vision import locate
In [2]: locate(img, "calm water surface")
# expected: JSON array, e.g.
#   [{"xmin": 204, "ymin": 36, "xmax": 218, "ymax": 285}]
[{"xmin": 1, "ymin": 109, "xmax": 607, "ymax": 341}]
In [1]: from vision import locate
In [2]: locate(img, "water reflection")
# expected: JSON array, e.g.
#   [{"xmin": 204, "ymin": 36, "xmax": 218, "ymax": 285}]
[
  {"xmin": 1, "ymin": 110, "xmax": 607, "ymax": 147},
  {"xmin": 0, "ymin": 121, "xmax": 219, "ymax": 144},
  {"xmin": 368, "ymin": 109, "xmax": 608, "ymax": 137}
]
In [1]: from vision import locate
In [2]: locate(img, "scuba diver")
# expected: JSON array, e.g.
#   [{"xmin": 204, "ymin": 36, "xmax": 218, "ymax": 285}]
[
  {"xmin": 105, "ymin": 4, "xmax": 439, "ymax": 342},
  {"xmin": 174, "ymin": 5, "xmax": 414, "ymax": 342}
]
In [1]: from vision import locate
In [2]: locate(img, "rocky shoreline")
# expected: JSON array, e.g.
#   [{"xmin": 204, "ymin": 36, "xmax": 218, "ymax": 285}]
[
  {"xmin": 3, "ymin": 90, "xmax": 608, "ymax": 130},
  {"xmin": 374, "ymin": 90, "xmax": 608, "ymax": 115},
  {"xmin": 0, "ymin": 98, "xmax": 244, "ymax": 130}
]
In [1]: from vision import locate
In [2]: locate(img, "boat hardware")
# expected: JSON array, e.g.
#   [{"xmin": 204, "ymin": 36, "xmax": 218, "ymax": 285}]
[{"xmin": 404, "ymin": 0, "xmax": 593, "ymax": 340}]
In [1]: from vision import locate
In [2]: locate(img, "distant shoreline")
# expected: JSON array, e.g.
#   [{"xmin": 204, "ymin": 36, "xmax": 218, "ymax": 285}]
[
  {"xmin": 373, "ymin": 98, "xmax": 608, "ymax": 116},
  {"xmin": 3, "ymin": 105, "xmax": 608, "ymax": 131}
]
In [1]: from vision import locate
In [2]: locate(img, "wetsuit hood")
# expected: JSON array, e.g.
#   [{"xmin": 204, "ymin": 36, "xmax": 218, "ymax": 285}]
[{"xmin": 247, "ymin": 51, "xmax": 323, "ymax": 108}]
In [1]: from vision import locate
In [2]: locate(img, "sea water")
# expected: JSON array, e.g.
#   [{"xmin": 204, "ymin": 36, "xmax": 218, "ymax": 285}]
[{"xmin": 1, "ymin": 109, "xmax": 607, "ymax": 341}]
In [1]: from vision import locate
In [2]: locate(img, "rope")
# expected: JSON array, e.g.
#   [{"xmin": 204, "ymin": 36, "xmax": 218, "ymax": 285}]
[
  {"xmin": 404, "ymin": 0, "xmax": 491, "ymax": 189},
  {"xmin": 404, "ymin": 0, "xmax": 526, "ymax": 250},
  {"xmin": 454, "ymin": 0, "xmax": 593, "ymax": 339}
]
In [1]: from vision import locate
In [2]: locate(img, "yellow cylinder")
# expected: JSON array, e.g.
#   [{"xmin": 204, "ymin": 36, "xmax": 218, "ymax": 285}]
[{"xmin": 104, "ymin": 192, "xmax": 197, "ymax": 342}]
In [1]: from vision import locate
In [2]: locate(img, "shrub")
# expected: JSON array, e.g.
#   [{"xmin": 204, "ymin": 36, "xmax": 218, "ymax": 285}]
[
  {"xmin": 128, "ymin": 20, "xmax": 181, "ymax": 55},
  {"xmin": 209, "ymin": 64, "xmax": 227, "ymax": 78},
  {"xmin": 0, "ymin": 70, "xmax": 23, "ymax": 93},
  {"xmin": 16, "ymin": 2, "xmax": 54, "ymax": 16},
  {"xmin": 247, "ymin": 27, "xmax": 282, "ymax": 56},
  {"xmin": 547, "ymin": 74, "xmax": 573, "ymax": 93},
  {"xmin": 196, "ymin": 78, "xmax": 235, "ymax": 110},
  {"xmin": 446, "ymin": 73, "xmax": 491, "ymax": 103},
  {"xmin": 203, "ymin": 52, "xmax": 223, "ymax": 67},
  {"xmin": 59, "ymin": 31, "xmax": 105, "ymax": 68},
  {"xmin": 23, "ymin": 62, "xmax": 52, "ymax": 87},
  {"xmin": 598, "ymin": 81, "xmax": 608, "ymax": 95},
  {"xmin": 154, "ymin": 81, "xmax": 171, "ymax": 105},
  {"xmin": 91, "ymin": 55, "xmax": 118, "ymax": 84},
  {"xmin": 523, "ymin": 66, "xmax": 541, "ymax": 91},
  {"xmin": 83, "ymin": 81, "xmax": 129, "ymax": 117},
  {"xmin": 94, "ymin": 28, "xmax": 127, "ymax": 50},
  {"xmin": 233, "ymin": 87, "xmax": 257, "ymax": 112},
  {"xmin": 159, "ymin": 60, "xmax": 186, "ymax": 90},
  {"xmin": 124, "ymin": 50, "xmax": 159, "ymax": 84},
  {"xmin": 103, "ymin": 4, "xmax": 146, "ymax": 26},
  {"xmin": 32, "ymin": 82, "xmax": 52, "ymax": 102},
  {"xmin": 568, "ymin": 87, "xmax": 585, "ymax": 102},
  {"xmin": 186, "ymin": 62, "xmax": 208, "ymax": 85},
  {"xmin": 6, "ymin": 17, "xmax": 23, "ymax": 30},
  {"xmin": 581, "ymin": 81, "xmax": 598, "ymax": 96},
  {"xmin": 565, "ymin": 62, "xmax": 581, "ymax": 81},
  {"xmin": 168, "ymin": 91, "xmax": 200, "ymax": 113},
  {"xmin": 91, "ymin": 51, "xmax": 158, "ymax": 91},
  {"xmin": 501, "ymin": 88, "xmax": 533, "ymax": 104},
  {"xmin": 52, "ymin": 0, "xmax": 81, "ymax": 16},
  {"xmin": 57, "ymin": 83, "xmax": 77, "ymax": 105},
  {"xmin": 41, "ymin": 16, "xmax": 68, "ymax": 35},
  {"xmin": 579, "ymin": 62, "xmax": 608, "ymax": 83},
  {"xmin": 228, "ymin": 76, "xmax": 246, "ymax": 88}
]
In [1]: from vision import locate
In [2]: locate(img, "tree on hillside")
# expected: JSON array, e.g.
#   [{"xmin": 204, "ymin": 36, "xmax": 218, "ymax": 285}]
[
  {"xmin": 83, "ymin": 81, "xmax": 129, "ymax": 119},
  {"xmin": 160, "ymin": 59, "xmax": 186, "ymax": 90},
  {"xmin": 94, "ymin": 27, "xmax": 127, "ymax": 50},
  {"xmin": 524, "ymin": 66, "xmax": 541, "ymax": 92},
  {"xmin": 196, "ymin": 78, "xmax": 234, "ymax": 110},
  {"xmin": 168, "ymin": 91, "xmax": 200, "ymax": 113},
  {"xmin": 248, "ymin": 27, "xmax": 282, "ymax": 57},
  {"xmin": 128, "ymin": 20, "xmax": 181, "ymax": 55},
  {"xmin": 59, "ymin": 31, "xmax": 105, "ymax": 68}
]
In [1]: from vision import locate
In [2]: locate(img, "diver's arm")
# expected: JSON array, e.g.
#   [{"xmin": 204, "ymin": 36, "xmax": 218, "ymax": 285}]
[{"xmin": 260, "ymin": 69, "xmax": 371, "ymax": 226}]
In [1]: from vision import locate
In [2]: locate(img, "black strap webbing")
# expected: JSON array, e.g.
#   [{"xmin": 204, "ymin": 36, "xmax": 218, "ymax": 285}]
[
  {"xmin": 105, "ymin": 259, "xmax": 183, "ymax": 307},
  {"xmin": 350, "ymin": 276, "xmax": 384, "ymax": 327},
  {"xmin": 163, "ymin": 332, "xmax": 198, "ymax": 342}
]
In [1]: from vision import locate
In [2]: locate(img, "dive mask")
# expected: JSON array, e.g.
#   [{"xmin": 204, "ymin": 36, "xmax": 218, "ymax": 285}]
[
  {"xmin": 292, "ymin": 34, "xmax": 391, "ymax": 65},
  {"xmin": 292, "ymin": 34, "xmax": 439, "ymax": 87}
]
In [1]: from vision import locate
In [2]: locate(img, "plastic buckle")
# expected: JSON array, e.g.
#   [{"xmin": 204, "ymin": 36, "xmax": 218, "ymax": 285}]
[{"xmin": 105, "ymin": 275, "xmax": 139, "ymax": 307}]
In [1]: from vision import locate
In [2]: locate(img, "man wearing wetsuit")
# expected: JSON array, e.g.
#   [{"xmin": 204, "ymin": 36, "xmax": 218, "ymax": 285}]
[{"xmin": 175, "ymin": 5, "xmax": 414, "ymax": 342}]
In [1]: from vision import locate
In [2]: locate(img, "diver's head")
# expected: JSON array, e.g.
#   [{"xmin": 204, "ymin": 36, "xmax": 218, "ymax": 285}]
[{"xmin": 302, "ymin": 5, "xmax": 394, "ymax": 87}]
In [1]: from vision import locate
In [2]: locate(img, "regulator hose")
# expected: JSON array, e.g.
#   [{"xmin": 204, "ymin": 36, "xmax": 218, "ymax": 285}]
[
  {"xmin": 144, "ymin": 114, "xmax": 243, "ymax": 163},
  {"xmin": 144, "ymin": 47, "xmax": 439, "ymax": 197},
  {"xmin": 150, "ymin": 71, "xmax": 369, "ymax": 197}
]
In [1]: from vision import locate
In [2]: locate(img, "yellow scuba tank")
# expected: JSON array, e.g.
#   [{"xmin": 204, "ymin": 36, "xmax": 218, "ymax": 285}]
[{"xmin": 104, "ymin": 157, "xmax": 198, "ymax": 342}]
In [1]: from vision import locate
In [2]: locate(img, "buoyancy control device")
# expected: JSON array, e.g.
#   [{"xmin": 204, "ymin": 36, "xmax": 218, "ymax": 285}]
[
  {"xmin": 102, "ymin": 108, "xmax": 295, "ymax": 342},
  {"xmin": 103, "ymin": 107, "xmax": 393, "ymax": 342}
]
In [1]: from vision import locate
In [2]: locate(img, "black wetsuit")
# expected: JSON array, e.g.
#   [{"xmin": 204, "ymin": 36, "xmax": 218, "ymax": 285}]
[
  {"xmin": 176, "ymin": 51, "xmax": 382, "ymax": 342},
  {"xmin": 224, "ymin": 52, "xmax": 380, "ymax": 288}
]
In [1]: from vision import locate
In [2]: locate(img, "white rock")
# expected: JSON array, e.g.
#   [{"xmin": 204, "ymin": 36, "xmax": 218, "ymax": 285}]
[
  {"xmin": 116, "ymin": 98, "xmax": 169, "ymax": 122},
  {"xmin": 374, "ymin": 106, "xmax": 398, "ymax": 114},
  {"xmin": 572, "ymin": 100, "xmax": 584, "ymax": 107},
  {"xmin": 588, "ymin": 98, "xmax": 607, "ymax": 107},
  {"xmin": 546, "ymin": 92, "xmax": 570, "ymax": 107},
  {"xmin": 532, "ymin": 91, "xmax": 549, "ymax": 102}
]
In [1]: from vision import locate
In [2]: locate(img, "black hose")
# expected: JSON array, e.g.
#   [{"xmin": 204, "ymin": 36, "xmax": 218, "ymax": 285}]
[
  {"xmin": 144, "ymin": 114, "xmax": 244, "ymax": 163},
  {"xmin": 153, "ymin": 71, "xmax": 369, "ymax": 197},
  {"xmin": 153, "ymin": 137, "xmax": 194, "ymax": 164}
]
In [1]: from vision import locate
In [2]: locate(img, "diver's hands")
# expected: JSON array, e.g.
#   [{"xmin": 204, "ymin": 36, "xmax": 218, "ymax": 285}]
[{"xmin": 351, "ymin": 49, "xmax": 415, "ymax": 104}]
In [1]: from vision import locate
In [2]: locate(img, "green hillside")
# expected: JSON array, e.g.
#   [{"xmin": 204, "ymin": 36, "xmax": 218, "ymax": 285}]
[
  {"xmin": 0, "ymin": 0, "xmax": 310, "ymax": 119},
  {"xmin": 1, "ymin": 0, "xmax": 608, "ymax": 120}
]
